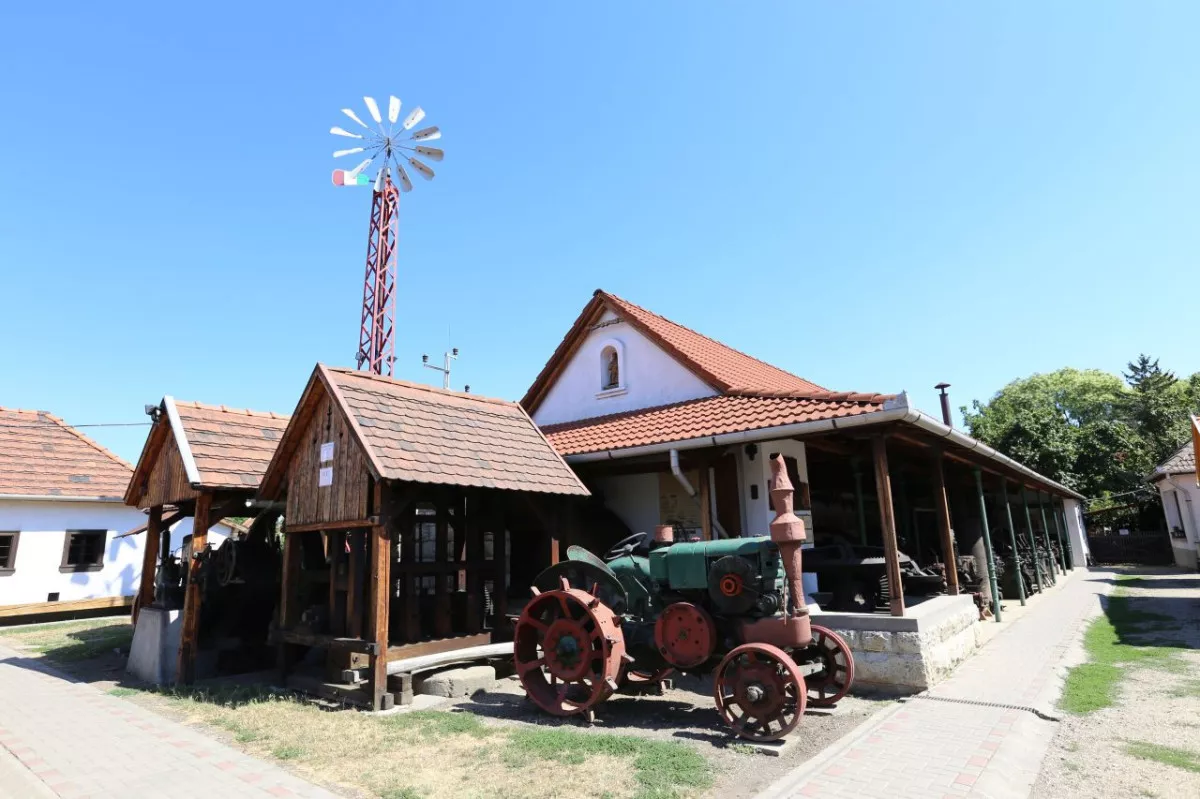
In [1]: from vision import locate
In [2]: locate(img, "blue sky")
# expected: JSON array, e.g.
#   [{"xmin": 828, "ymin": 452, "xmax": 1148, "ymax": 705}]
[{"xmin": 1, "ymin": 2, "xmax": 1197, "ymax": 464}]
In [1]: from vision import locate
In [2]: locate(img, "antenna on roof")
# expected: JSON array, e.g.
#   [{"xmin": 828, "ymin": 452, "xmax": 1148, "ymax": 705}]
[{"xmin": 422, "ymin": 347, "xmax": 460, "ymax": 390}]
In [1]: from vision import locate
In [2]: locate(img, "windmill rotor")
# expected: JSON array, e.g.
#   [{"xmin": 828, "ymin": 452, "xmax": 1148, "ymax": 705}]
[{"xmin": 330, "ymin": 95, "xmax": 444, "ymax": 193}]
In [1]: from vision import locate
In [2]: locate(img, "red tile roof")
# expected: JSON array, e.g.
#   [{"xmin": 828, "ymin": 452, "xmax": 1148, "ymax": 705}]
[
  {"xmin": 1150, "ymin": 439, "xmax": 1196, "ymax": 481},
  {"xmin": 172, "ymin": 401, "xmax": 290, "ymax": 489},
  {"xmin": 0, "ymin": 407, "xmax": 133, "ymax": 500},
  {"xmin": 522, "ymin": 290, "xmax": 827, "ymax": 413},
  {"xmin": 541, "ymin": 394, "xmax": 890, "ymax": 456}
]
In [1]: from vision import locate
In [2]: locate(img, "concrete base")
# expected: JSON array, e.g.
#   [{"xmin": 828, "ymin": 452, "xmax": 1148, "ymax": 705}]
[
  {"xmin": 414, "ymin": 665, "xmax": 496, "ymax": 698},
  {"xmin": 813, "ymin": 594, "xmax": 981, "ymax": 691},
  {"xmin": 126, "ymin": 607, "xmax": 182, "ymax": 685}
]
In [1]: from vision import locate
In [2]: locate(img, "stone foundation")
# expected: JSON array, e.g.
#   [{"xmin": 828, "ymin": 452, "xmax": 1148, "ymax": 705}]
[{"xmin": 813, "ymin": 594, "xmax": 981, "ymax": 692}]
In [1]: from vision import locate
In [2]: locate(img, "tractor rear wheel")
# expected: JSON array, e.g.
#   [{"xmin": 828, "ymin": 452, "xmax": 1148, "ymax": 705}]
[
  {"xmin": 713, "ymin": 642, "xmax": 806, "ymax": 742},
  {"xmin": 513, "ymin": 578, "xmax": 625, "ymax": 717}
]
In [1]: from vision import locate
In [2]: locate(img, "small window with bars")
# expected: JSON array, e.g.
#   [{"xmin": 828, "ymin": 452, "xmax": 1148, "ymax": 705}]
[
  {"xmin": 0, "ymin": 532, "xmax": 18, "ymax": 574},
  {"xmin": 61, "ymin": 530, "xmax": 107, "ymax": 572}
]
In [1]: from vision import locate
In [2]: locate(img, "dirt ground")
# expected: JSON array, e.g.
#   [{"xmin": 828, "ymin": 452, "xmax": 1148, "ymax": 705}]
[
  {"xmin": 0, "ymin": 617, "xmax": 893, "ymax": 798},
  {"xmin": 1033, "ymin": 568, "xmax": 1200, "ymax": 799}
]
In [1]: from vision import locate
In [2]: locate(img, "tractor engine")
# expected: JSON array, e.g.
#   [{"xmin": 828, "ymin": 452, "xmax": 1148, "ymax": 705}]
[{"xmin": 649, "ymin": 538, "xmax": 786, "ymax": 618}]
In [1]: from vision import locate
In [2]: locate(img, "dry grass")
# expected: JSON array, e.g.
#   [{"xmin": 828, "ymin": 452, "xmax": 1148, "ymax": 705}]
[
  {"xmin": 0, "ymin": 617, "xmax": 132, "ymax": 662},
  {"xmin": 128, "ymin": 685, "xmax": 703, "ymax": 799}
]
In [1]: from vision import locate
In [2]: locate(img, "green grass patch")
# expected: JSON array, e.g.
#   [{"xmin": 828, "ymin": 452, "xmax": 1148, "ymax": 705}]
[
  {"xmin": 1124, "ymin": 740, "xmax": 1200, "ymax": 774},
  {"xmin": 1169, "ymin": 679, "xmax": 1200, "ymax": 699},
  {"xmin": 0, "ymin": 618, "xmax": 132, "ymax": 662},
  {"xmin": 379, "ymin": 788, "xmax": 424, "ymax": 799},
  {"xmin": 107, "ymin": 686, "xmax": 141, "ymax": 697},
  {"xmin": 507, "ymin": 728, "xmax": 711, "ymax": 799},
  {"xmin": 379, "ymin": 710, "xmax": 492, "ymax": 739},
  {"xmin": 1060, "ymin": 583, "xmax": 1191, "ymax": 714},
  {"xmin": 272, "ymin": 744, "xmax": 305, "ymax": 760}
]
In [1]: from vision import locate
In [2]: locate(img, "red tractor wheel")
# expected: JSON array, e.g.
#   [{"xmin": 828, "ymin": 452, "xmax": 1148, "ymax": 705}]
[
  {"xmin": 514, "ymin": 581, "xmax": 625, "ymax": 717},
  {"xmin": 797, "ymin": 624, "xmax": 855, "ymax": 708},
  {"xmin": 654, "ymin": 602, "xmax": 717, "ymax": 669},
  {"xmin": 713, "ymin": 642, "xmax": 807, "ymax": 742}
]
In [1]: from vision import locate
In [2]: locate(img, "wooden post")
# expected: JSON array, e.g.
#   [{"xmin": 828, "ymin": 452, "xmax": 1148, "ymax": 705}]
[
  {"xmin": 492, "ymin": 500, "xmax": 508, "ymax": 635},
  {"xmin": 972, "ymin": 469, "xmax": 1002, "ymax": 622},
  {"xmin": 932, "ymin": 454, "xmax": 959, "ymax": 595},
  {"xmin": 176, "ymin": 493, "xmax": 211, "ymax": 685},
  {"xmin": 465, "ymin": 491, "xmax": 484, "ymax": 634},
  {"xmin": 346, "ymin": 530, "xmax": 362, "ymax": 638},
  {"xmin": 434, "ymin": 495, "xmax": 451, "ymax": 638},
  {"xmin": 871, "ymin": 437, "xmax": 905, "ymax": 616},
  {"xmin": 401, "ymin": 501, "xmax": 420, "ymax": 643},
  {"xmin": 698, "ymin": 466, "xmax": 713, "ymax": 541},
  {"xmin": 136, "ymin": 505, "xmax": 163, "ymax": 623},
  {"xmin": 327, "ymin": 530, "xmax": 344, "ymax": 636},
  {"xmin": 368, "ymin": 516, "xmax": 391, "ymax": 711},
  {"xmin": 999, "ymin": 479, "xmax": 1026, "ymax": 606},
  {"xmin": 852, "ymin": 457, "xmax": 867, "ymax": 545}
]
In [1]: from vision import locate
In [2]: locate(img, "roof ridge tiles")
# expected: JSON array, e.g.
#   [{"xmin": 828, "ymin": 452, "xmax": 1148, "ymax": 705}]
[
  {"xmin": 326, "ymin": 365, "xmax": 513, "ymax": 407},
  {"xmin": 177, "ymin": 399, "xmax": 287, "ymax": 420}
]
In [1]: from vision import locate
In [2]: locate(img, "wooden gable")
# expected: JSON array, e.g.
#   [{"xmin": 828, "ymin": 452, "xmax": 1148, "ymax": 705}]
[
  {"xmin": 283, "ymin": 381, "xmax": 373, "ymax": 529},
  {"xmin": 129, "ymin": 422, "xmax": 199, "ymax": 509}
]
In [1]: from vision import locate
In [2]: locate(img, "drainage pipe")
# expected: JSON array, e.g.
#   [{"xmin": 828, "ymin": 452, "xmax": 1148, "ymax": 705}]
[{"xmin": 669, "ymin": 448, "xmax": 695, "ymax": 496}]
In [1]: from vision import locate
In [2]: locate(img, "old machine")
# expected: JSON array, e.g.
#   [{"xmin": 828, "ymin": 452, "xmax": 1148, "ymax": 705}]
[{"xmin": 514, "ymin": 455, "xmax": 855, "ymax": 742}]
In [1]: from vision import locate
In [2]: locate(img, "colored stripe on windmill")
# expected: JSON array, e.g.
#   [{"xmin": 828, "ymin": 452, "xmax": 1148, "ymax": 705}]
[{"xmin": 332, "ymin": 169, "xmax": 372, "ymax": 186}]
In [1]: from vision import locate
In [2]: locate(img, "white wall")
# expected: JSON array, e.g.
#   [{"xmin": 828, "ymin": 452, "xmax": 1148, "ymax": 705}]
[
  {"xmin": 740, "ymin": 439, "xmax": 809, "ymax": 538},
  {"xmin": 1063, "ymin": 498, "xmax": 1090, "ymax": 567},
  {"xmin": 588, "ymin": 473, "xmax": 660, "ymax": 536},
  {"xmin": 532, "ymin": 310, "xmax": 716, "ymax": 426},
  {"xmin": 1156, "ymin": 476, "xmax": 1199, "ymax": 570},
  {"xmin": 0, "ymin": 500, "xmax": 148, "ymax": 605}
]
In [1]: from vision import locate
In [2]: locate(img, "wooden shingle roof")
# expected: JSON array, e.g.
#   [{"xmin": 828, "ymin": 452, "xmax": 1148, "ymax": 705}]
[
  {"xmin": 0, "ymin": 407, "xmax": 133, "ymax": 500},
  {"xmin": 260, "ymin": 365, "xmax": 589, "ymax": 498}
]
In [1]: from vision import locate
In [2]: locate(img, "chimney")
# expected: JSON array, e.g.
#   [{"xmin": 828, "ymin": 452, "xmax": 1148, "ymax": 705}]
[{"xmin": 935, "ymin": 383, "xmax": 952, "ymax": 427}]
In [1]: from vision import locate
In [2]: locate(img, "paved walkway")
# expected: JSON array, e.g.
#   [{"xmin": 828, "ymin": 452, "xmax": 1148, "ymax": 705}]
[
  {"xmin": 759, "ymin": 568, "xmax": 1113, "ymax": 799},
  {"xmin": 0, "ymin": 645, "xmax": 339, "ymax": 798}
]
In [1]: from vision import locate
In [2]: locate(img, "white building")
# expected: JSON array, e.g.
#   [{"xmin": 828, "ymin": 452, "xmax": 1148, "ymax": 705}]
[
  {"xmin": 0, "ymin": 407, "xmax": 146, "ymax": 616},
  {"xmin": 1149, "ymin": 439, "xmax": 1198, "ymax": 570}
]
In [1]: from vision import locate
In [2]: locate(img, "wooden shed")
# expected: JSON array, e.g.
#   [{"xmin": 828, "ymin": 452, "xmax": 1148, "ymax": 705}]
[
  {"xmin": 124, "ymin": 398, "xmax": 290, "ymax": 683},
  {"xmin": 257, "ymin": 364, "xmax": 590, "ymax": 709}
]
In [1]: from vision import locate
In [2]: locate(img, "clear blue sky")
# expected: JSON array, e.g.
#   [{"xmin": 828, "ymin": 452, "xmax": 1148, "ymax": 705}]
[{"xmin": 2, "ymin": 2, "xmax": 1197, "ymax": 464}]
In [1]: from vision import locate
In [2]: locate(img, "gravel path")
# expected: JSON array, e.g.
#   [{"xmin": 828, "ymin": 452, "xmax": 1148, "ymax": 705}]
[{"xmin": 1032, "ymin": 568, "xmax": 1200, "ymax": 799}]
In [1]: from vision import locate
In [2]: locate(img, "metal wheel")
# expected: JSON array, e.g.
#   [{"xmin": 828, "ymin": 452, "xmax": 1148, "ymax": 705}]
[
  {"xmin": 622, "ymin": 665, "xmax": 674, "ymax": 686},
  {"xmin": 713, "ymin": 642, "xmax": 807, "ymax": 742},
  {"xmin": 514, "ymin": 580, "xmax": 625, "ymax": 717},
  {"xmin": 794, "ymin": 624, "xmax": 854, "ymax": 707}
]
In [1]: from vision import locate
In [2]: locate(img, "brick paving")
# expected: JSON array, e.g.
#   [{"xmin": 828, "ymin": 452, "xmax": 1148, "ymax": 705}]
[
  {"xmin": 0, "ymin": 644, "xmax": 339, "ymax": 798},
  {"xmin": 759, "ymin": 568, "xmax": 1113, "ymax": 799}
]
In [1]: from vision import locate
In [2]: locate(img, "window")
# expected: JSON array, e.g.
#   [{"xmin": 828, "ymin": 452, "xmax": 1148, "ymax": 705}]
[
  {"xmin": 61, "ymin": 530, "xmax": 107, "ymax": 572},
  {"xmin": 0, "ymin": 532, "xmax": 18, "ymax": 575}
]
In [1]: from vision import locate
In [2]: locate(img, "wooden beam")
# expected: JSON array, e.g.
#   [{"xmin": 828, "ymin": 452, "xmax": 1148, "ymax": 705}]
[
  {"xmin": 0, "ymin": 594, "xmax": 133, "ymax": 620},
  {"xmin": 871, "ymin": 437, "xmax": 905, "ymax": 616},
  {"xmin": 368, "ymin": 516, "xmax": 391, "ymax": 711},
  {"xmin": 136, "ymin": 505, "xmax": 163, "ymax": 622},
  {"xmin": 385, "ymin": 632, "xmax": 492, "ymax": 660},
  {"xmin": 932, "ymin": 453, "xmax": 960, "ymax": 595},
  {"xmin": 285, "ymin": 518, "xmax": 377, "ymax": 534},
  {"xmin": 698, "ymin": 466, "xmax": 712, "ymax": 541},
  {"xmin": 176, "ymin": 492, "xmax": 211, "ymax": 684}
]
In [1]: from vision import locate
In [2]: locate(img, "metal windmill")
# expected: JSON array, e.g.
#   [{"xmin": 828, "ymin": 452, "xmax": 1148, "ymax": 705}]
[{"xmin": 331, "ymin": 96, "xmax": 443, "ymax": 376}]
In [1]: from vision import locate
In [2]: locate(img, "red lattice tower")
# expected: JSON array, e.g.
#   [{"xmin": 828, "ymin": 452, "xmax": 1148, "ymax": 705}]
[{"xmin": 357, "ymin": 175, "xmax": 399, "ymax": 375}]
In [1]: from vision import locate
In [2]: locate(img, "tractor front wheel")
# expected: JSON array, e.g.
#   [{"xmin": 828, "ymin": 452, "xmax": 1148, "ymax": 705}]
[
  {"xmin": 713, "ymin": 642, "xmax": 807, "ymax": 742},
  {"xmin": 793, "ymin": 624, "xmax": 854, "ymax": 707}
]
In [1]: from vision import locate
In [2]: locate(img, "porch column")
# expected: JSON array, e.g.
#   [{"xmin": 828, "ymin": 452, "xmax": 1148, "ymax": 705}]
[
  {"xmin": 176, "ymin": 493, "xmax": 211, "ymax": 685},
  {"xmin": 932, "ymin": 453, "xmax": 959, "ymax": 595},
  {"xmin": 368, "ymin": 515, "xmax": 392, "ymax": 711},
  {"xmin": 136, "ymin": 505, "xmax": 163, "ymax": 623},
  {"xmin": 1021, "ymin": 488, "xmax": 1048, "ymax": 590},
  {"xmin": 871, "ymin": 436, "xmax": 905, "ymax": 616},
  {"xmin": 1041, "ymin": 491, "xmax": 1070, "ymax": 573},
  {"xmin": 1054, "ymin": 501, "xmax": 1073, "ymax": 570},
  {"xmin": 999, "ymin": 479, "xmax": 1026, "ymax": 606},
  {"xmin": 972, "ymin": 469, "xmax": 1002, "ymax": 622},
  {"xmin": 852, "ymin": 457, "xmax": 867, "ymax": 545}
]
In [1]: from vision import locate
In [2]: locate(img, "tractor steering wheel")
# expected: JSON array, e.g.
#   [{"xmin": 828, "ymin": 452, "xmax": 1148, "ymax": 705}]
[{"xmin": 604, "ymin": 532, "xmax": 649, "ymax": 562}]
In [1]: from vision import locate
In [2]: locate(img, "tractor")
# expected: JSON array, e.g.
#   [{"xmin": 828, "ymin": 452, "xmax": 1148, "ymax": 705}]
[{"xmin": 514, "ymin": 455, "xmax": 855, "ymax": 742}]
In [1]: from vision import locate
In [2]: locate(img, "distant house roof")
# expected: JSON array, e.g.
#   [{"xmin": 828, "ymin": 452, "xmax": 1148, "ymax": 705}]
[
  {"xmin": 522, "ymin": 290, "xmax": 828, "ymax": 414},
  {"xmin": 1149, "ymin": 439, "xmax": 1196, "ymax": 482},
  {"xmin": 125, "ymin": 398, "xmax": 290, "ymax": 506},
  {"xmin": 0, "ymin": 407, "xmax": 133, "ymax": 501},
  {"xmin": 260, "ymin": 365, "xmax": 589, "ymax": 498}
]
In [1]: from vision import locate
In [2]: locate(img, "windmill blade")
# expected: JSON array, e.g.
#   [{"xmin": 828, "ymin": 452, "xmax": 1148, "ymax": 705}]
[
  {"xmin": 342, "ymin": 108, "xmax": 370, "ymax": 129},
  {"xmin": 388, "ymin": 96, "xmax": 401, "ymax": 124},
  {"xmin": 331, "ymin": 126, "xmax": 364, "ymax": 139},
  {"xmin": 410, "ymin": 126, "xmax": 441, "ymax": 141},
  {"xmin": 363, "ymin": 96, "xmax": 382, "ymax": 124},
  {"xmin": 333, "ymin": 147, "xmax": 365, "ymax": 158},
  {"xmin": 407, "ymin": 156, "xmax": 435, "ymax": 180},
  {"xmin": 402, "ymin": 106, "xmax": 426, "ymax": 130},
  {"xmin": 393, "ymin": 158, "xmax": 414, "ymax": 192},
  {"xmin": 347, "ymin": 158, "xmax": 372, "ymax": 176},
  {"xmin": 414, "ymin": 146, "xmax": 444, "ymax": 162}
]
